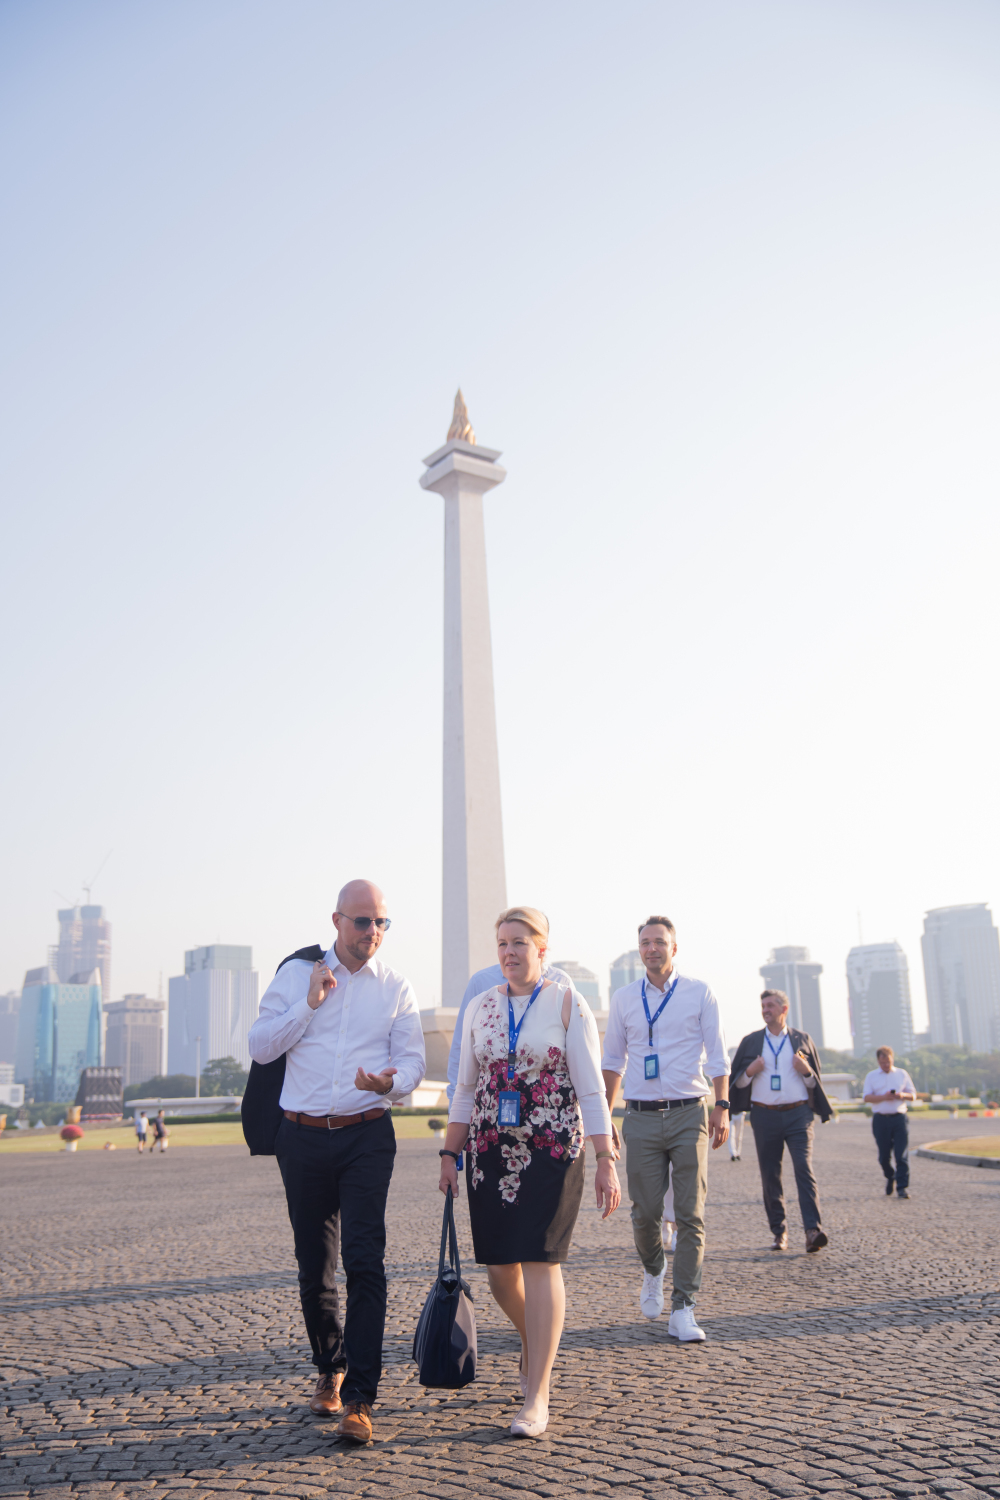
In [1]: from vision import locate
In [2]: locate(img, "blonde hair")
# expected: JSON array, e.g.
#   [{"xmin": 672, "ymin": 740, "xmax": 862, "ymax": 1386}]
[{"xmin": 495, "ymin": 906, "xmax": 549, "ymax": 950}]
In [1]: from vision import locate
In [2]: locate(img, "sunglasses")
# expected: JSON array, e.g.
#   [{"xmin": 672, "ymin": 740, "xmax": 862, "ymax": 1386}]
[{"xmin": 337, "ymin": 913, "xmax": 392, "ymax": 932}]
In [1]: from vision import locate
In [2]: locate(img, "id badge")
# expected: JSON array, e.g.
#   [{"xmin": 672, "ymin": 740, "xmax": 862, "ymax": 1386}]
[
  {"xmin": 498, "ymin": 1090, "xmax": 521, "ymax": 1127},
  {"xmin": 770, "ymin": 1074, "xmax": 782, "ymax": 1091},
  {"xmin": 644, "ymin": 1054, "xmax": 660, "ymax": 1080}
]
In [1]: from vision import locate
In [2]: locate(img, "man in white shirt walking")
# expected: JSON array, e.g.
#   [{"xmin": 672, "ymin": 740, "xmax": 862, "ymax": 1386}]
[
  {"xmin": 862, "ymin": 1047, "xmax": 916, "ymax": 1199},
  {"xmin": 729, "ymin": 989, "xmax": 832, "ymax": 1252},
  {"xmin": 601, "ymin": 916, "xmax": 730, "ymax": 1343},
  {"xmin": 248, "ymin": 880, "xmax": 425, "ymax": 1445}
]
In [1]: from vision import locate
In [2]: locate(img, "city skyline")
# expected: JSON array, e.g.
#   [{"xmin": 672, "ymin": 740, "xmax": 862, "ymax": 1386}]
[{"xmin": 2, "ymin": 3, "xmax": 998, "ymax": 1053}]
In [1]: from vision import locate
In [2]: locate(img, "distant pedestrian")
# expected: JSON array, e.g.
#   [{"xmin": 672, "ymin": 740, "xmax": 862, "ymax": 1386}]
[
  {"xmin": 730, "ymin": 990, "xmax": 832, "ymax": 1252},
  {"xmin": 862, "ymin": 1047, "xmax": 916, "ymax": 1199},
  {"xmin": 151, "ymin": 1110, "xmax": 169, "ymax": 1154},
  {"xmin": 248, "ymin": 879, "xmax": 425, "ymax": 1446},
  {"xmin": 602, "ymin": 915, "xmax": 730, "ymax": 1342},
  {"xmin": 440, "ymin": 907, "xmax": 620, "ymax": 1439},
  {"xmin": 135, "ymin": 1111, "xmax": 148, "ymax": 1153}
]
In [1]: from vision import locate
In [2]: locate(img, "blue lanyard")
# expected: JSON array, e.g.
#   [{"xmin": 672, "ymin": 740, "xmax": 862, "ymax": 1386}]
[
  {"xmin": 507, "ymin": 980, "xmax": 545, "ymax": 1080},
  {"xmin": 765, "ymin": 1032, "xmax": 788, "ymax": 1066},
  {"xmin": 641, "ymin": 974, "xmax": 679, "ymax": 1048}
]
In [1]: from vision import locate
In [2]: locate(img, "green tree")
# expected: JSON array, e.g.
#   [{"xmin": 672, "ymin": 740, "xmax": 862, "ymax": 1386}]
[{"xmin": 200, "ymin": 1056, "xmax": 249, "ymax": 1096}]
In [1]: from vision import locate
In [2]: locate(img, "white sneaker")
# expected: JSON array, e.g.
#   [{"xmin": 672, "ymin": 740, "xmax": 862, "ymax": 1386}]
[
  {"xmin": 640, "ymin": 1267, "xmax": 666, "ymax": 1319},
  {"xmin": 668, "ymin": 1304, "xmax": 706, "ymax": 1342}
]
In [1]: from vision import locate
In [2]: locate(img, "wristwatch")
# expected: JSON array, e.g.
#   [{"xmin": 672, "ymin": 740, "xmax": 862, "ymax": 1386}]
[{"xmin": 715, "ymin": 1100, "xmax": 731, "ymax": 1111}]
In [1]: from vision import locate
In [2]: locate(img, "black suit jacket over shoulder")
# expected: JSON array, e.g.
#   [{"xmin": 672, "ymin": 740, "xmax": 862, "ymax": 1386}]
[{"xmin": 728, "ymin": 1026, "xmax": 833, "ymax": 1123}]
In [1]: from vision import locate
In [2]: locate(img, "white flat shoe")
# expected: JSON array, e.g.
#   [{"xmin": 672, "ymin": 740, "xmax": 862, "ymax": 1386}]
[{"xmin": 510, "ymin": 1404, "xmax": 548, "ymax": 1438}]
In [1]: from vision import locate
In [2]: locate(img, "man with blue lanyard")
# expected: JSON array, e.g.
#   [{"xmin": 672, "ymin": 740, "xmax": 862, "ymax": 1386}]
[
  {"xmin": 729, "ymin": 989, "xmax": 832, "ymax": 1252},
  {"xmin": 602, "ymin": 916, "xmax": 730, "ymax": 1342}
]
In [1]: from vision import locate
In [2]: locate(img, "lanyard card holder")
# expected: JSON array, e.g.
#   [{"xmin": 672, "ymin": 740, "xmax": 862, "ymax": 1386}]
[
  {"xmin": 644, "ymin": 1054, "xmax": 660, "ymax": 1080},
  {"xmin": 498, "ymin": 1090, "xmax": 521, "ymax": 1127},
  {"xmin": 770, "ymin": 1073, "xmax": 782, "ymax": 1090}
]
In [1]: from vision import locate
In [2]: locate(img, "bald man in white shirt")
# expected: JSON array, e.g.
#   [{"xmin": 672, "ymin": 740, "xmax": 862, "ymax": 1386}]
[{"xmin": 248, "ymin": 880, "xmax": 425, "ymax": 1445}]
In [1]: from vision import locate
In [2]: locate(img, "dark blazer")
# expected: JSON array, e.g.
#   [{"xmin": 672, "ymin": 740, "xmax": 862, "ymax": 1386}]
[
  {"xmin": 241, "ymin": 944, "xmax": 326, "ymax": 1156},
  {"xmin": 729, "ymin": 1027, "xmax": 833, "ymax": 1123}
]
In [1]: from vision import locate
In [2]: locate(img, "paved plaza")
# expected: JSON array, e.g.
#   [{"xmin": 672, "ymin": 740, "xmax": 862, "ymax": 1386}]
[{"xmin": 2, "ymin": 1113, "xmax": 999, "ymax": 1500}]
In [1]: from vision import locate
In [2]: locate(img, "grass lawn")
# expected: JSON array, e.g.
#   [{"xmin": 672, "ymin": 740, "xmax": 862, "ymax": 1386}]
[
  {"xmin": 0, "ymin": 1112, "xmax": 450, "ymax": 1154},
  {"xmin": 925, "ymin": 1135, "xmax": 1000, "ymax": 1158}
]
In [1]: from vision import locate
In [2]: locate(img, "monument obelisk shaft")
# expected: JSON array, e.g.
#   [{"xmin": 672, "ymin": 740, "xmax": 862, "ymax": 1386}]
[{"xmin": 421, "ymin": 393, "xmax": 508, "ymax": 1005}]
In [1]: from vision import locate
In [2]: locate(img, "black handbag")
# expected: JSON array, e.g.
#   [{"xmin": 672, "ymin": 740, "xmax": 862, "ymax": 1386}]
[
  {"xmin": 241, "ymin": 944, "xmax": 326, "ymax": 1156},
  {"xmin": 412, "ymin": 1188, "xmax": 477, "ymax": 1388}
]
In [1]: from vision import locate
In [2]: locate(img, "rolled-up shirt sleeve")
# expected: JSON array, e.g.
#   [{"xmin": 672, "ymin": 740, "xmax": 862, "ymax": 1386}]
[
  {"xmin": 248, "ymin": 970, "xmax": 316, "ymax": 1063},
  {"xmin": 385, "ymin": 981, "xmax": 426, "ymax": 1102},
  {"xmin": 600, "ymin": 989, "xmax": 628, "ymax": 1077},
  {"xmin": 700, "ymin": 989, "xmax": 729, "ymax": 1079}
]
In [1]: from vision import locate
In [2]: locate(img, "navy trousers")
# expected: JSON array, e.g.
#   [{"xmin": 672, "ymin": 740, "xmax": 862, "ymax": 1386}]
[
  {"xmin": 872, "ymin": 1111, "xmax": 909, "ymax": 1191},
  {"xmin": 750, "ymin": 1102, "xmax": 823, "ymax": 1235},
  {"xmin": 275, "ymin": 1110, "xmax": 396, "ymax": 1407}
]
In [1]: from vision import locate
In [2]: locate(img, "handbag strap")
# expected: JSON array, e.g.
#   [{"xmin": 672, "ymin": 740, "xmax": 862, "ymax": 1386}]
[{"xmin": 439, "ymin": 1186, "xmax": 463, "ymax": 1281}]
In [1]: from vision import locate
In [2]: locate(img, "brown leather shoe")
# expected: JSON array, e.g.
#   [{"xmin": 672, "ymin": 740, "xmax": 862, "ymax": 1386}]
[
  {"xmin": 337, "ymin": 1401, "xmax": 373, "ymax": 1444},
  {"xmin": 308, "ymin": 1371, "xmax": 344, "ymax": 1416},
  {"xmin": 805, "ymin": 1227, "xmax": 829, "ymax": 1252},
  {"xmin": 770, "ymin": 1230, "xmax": 788, "ymax": 1251}
]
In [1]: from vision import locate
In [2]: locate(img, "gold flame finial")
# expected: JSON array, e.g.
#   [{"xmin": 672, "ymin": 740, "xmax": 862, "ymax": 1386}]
[{"xmin": 446, "ymin": 388, "xmax": 476, "ymax": 444}]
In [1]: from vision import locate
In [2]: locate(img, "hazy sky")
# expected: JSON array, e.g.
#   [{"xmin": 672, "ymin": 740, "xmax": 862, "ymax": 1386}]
[{"xmin": 2, "ymin": 0, "xmax": 999, "ymax": 1052}]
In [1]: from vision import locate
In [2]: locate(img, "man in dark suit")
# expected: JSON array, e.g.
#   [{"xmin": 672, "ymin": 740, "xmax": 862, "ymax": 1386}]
[{"xmin": 729, "ymin": 989, "xmax": 832, "ymax": 1252}]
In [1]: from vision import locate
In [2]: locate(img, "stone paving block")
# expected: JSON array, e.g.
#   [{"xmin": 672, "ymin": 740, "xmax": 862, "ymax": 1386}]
[{"xmin": 3, "ymin": 1120, "xmax": 1000, "ymax": 1500}]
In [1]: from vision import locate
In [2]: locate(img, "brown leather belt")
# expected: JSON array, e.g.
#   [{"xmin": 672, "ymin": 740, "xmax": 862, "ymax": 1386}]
[
  {"xmin": 284, "ymin": 1108, "xmax": 386, "ymax": 1130},
  {"xmin": 752, "ymin": 1101, "xmax": 808, "ymax": 1112}
]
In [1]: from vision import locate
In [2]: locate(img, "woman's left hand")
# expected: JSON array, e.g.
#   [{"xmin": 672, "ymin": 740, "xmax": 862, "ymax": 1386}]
[{"xmin": 594, "ymin": 1158, "xmax": 621, "ymax": 1220}]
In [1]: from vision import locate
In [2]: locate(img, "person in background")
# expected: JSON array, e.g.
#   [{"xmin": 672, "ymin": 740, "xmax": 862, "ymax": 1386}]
[
  {"xmin": 862, "ymin": 1046, "xmax": 916, "ymax": 1199},
  {"xmin": 135, "ymin": 1110, "xmax": 149, "ymax": 1154},
  {"xmin": 602, "ymin": 916, "xmax": 730, "ymax": 1342},
  {"xmin": 661, "ymin": 1177, "xmax": 677, "ymax": 1254},
  {"xmin": 248, "ymin": 879, "xmax": 426, "ymax": 1446},
  {"xmin": 440, "ymin": 907, "xmax": 620, "ymax": 1439},
  {"xmin": 151, "ymin": 1110, "xmax": 169, "ymax": 1155},
  {"xmin": 728, "ymin": 1108, "xmax": 747, "ymax": 1162},
  {"xmin": 729, "ymin": 989, "xmax": 832, "ymax": 1252},
  {"xmin": 446, "ymin": 937, "xmax": 575, "ymax": 1106}
]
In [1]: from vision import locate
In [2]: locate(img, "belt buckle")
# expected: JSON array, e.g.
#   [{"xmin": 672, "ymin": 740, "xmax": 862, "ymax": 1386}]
[{"xmin": 326, "ymin": 1116, "xmax": 340, "ymax": 1131}]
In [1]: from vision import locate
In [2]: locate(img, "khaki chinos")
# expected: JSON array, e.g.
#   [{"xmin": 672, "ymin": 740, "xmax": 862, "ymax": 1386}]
[{"xmin": 622, "ymin": 1098, "xmax": 708, "ymax": 1310}]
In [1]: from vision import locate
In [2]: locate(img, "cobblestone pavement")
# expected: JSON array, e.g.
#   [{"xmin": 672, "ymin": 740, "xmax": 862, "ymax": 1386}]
[{"xmin": 2, "ymin": 1113, "xmax": 999, "ymax": 1500}]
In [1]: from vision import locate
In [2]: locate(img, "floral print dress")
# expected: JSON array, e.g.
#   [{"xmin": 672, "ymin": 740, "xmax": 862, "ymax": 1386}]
[{"xmin": 460, "ymin": 983, "xmax": 588, "ymax": 1265}]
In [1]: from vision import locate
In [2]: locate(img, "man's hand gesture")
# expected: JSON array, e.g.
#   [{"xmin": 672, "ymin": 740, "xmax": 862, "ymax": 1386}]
[
  {"xmin": 746, "ymin": 1056, "xmax": 767, "ymax": 1079},
  {"xmin": 307, "ymin": 961, "xmax": 337, "ymax": 1011},
  {"xmin": 356, "ymin": 1066, "xmax": 397, "ymax": 1098}
]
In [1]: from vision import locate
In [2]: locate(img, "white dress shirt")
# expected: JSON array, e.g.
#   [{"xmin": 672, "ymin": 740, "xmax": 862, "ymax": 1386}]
[
  {"xmin": 601, "ymin": 970, "xmax": 728, "ymax": 1101},
  {"xmin": 738, "ymin": 1025, "xmax": 811, "ymax": 1106},
  {"xmin": 863, "ymin": 1066, "xmax": 915, "ymax": 1114},
  {"xmin": 450, "ymin": 983, "xmax": 612, "ymax": 1137},
  {"xmin": 446, "ymin": 962, "xmax": 575, "ymax": 1105},
  {"xmin": 248, "ymin": 943, "xmax": 426, "ymax": 1116}
]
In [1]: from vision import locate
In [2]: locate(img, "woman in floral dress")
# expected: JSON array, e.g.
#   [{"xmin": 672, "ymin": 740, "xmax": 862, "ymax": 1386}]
[{"xmin": 438, "ymin": 907, "xmax": 620, "ymax": 1437}]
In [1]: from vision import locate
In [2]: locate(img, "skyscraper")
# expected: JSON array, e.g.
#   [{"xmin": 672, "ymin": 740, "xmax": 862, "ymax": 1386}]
[
  {"xmin": 609, "ymin": 950, "xmax": 645, "ymax": 997},
  {"xmin": 104, "ymin": 995, "xmax": 167, "ymax": 1088},
  {"xmin": 167, "ymin": 945, "xmax": 259, "ymax": 1076},
  {"xmin": 846, "ymin": 942, "xmax": 914, "ymax": 1058},
  {"xmin": 0, "ymin": 991, "xmax": 20, "ymax": 1066},
  {"xmin": 759, "ymin": 947, "xmax": 825, "ymax": 1045},
  {"xmin": 921, "ymin": 905, "xmax": 1000, "ymax": 1052},
  {"xmin": 16, "ymin": 965, "xmax": 103, "ymax": 1102},
  {"xmin": 552, "ymin": 961, "xmax": 602, "ymax": 1009},
  {"xmin": 54, "ymin": 905, "xmax": 112, "ymax": 999}
]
